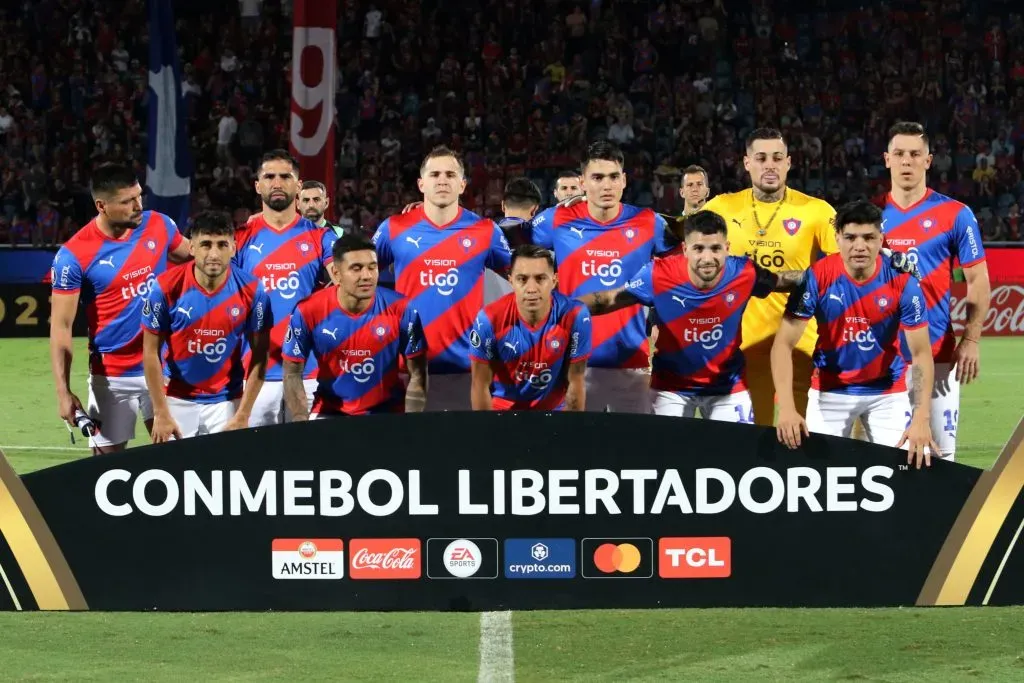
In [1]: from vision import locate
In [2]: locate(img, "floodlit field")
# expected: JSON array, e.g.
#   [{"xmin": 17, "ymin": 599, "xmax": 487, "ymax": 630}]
[{"xmin": 2, "ymin": 337, "xmax": 1024, "ymax": 681}]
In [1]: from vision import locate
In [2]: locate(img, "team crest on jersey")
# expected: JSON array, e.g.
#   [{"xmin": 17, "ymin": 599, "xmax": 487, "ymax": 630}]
[
  {"xmin": 919, "ymin": 218, "xmax": 934, "ymax": 232},
  {"xmin": 229, "ymin": 306, "xmax": 242, "ymax": 319},
  {"xmin": 622, "ymin": 227, "xmax": 637, "ymax": 242},
  {"xmin": 299, "ymin": 242, "xmax": 311, "ymax": 253},
  {"xmin": 549, "ymin": 338, "xmax": 562, "ymax": 351},
  {"xmin": 145, "ymin": 239, "xmax": 157, "ymax": 252},
  {"xmin": 782, "ymin": 218, "xmax": 802, "ymax": 236},
  {"xmin": 460, "ymin": 237, "xmax": 476, "ymax": 252},
  {"xmin": 725, "ymin": 292, "xmax": 737, "ymax": 306},
  {"xmin": 875, "ymin": 296, "xmax": 889, "ymax": 310},
  {"xmin": 374, "ymin": 324, "xmax": 389, "ymax": 339}
]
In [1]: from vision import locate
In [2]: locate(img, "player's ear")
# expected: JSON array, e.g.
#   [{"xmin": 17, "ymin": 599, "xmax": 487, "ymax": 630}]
[
  {"xmin": 416, "ymin": 176, "xmax": 425, "ymax": 194},
  {"xmin": 883, "ymin": 152, "xmax": 891, "ymax": 169}
]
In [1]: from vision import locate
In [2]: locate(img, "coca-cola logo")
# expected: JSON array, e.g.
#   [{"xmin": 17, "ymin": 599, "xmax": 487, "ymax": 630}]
[
  {"xmin": 348, "ymin": 539, "xmax": 422, "ymax": 579},
  {"xmin": 351, "ymin": 547, "xmax": 418, "ymax": 570},
  {"xmin": 951, "ymin": 283, "xmax": 1024, "ymax": 336}
]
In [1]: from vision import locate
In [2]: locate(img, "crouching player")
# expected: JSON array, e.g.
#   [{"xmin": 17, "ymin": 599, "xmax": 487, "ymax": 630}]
[
  {"xmin": 282, "ymin": 234, "xmax": 428, "ymax": 418},
  {"xmin": 470, "ymin": 245, "xmax": 592, "ymax": 411},
  {"xmin": 142, "ymin": 211, "xmax": 271, "ymax": 440},
  {"xmin": 772, "ymin": 200, "xmax": 938, "ymax": 468}
]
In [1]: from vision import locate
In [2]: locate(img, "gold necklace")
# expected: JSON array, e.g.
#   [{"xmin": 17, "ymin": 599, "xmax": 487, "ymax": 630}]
[{"xmin": 751, "ymin": 188, "xmax": 787, "ymax": 236}]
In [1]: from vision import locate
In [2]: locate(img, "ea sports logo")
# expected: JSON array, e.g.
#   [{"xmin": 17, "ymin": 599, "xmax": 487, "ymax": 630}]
[
  {"xmin": 298, "ymin": 541, "xmax": 318, "ymax": 559},
  {"xmin": 592, "ymin": 543, "xmax": 642, "ymax": 574},
  {"xmin": 443, "ymin": 539, "xmax": 481, "ymax": 578}
]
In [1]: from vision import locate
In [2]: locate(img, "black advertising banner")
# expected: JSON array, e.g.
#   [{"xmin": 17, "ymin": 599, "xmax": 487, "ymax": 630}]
[
  {"xmin": 0, "ymin": 284, "xmax": 87, "ymax": 338},
  {"xmin": 1, "ymin": 412, "xmax": 1023, "ymax": 612}
]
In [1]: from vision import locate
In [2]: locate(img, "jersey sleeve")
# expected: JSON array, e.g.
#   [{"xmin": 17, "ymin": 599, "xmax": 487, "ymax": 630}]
[
  {"xmin": 141, "ymin": 279, "xmax": 170, "ymax": 334},
  {"xmin": 320, "ymin": 228, "xmax": 339, "ymax": 266},
  {"xmin": 652, "ymin": 212, "xmax": 674, "ymax": 255},
  {"xmin": 371, "ymin": 219, "xmax": 394, "ymax": 269},
  {"xmin": 952, "ymin": 205, "xmax": 986, "ymax": 268},
  {"xmin": 166, "ymin": 215, "xmax": 184, "ymax": 251},
  {"xmin": 814, "ymin": 205, "xmax": 839, "ymax": 256},
  {"xmin": 530, "ymin": 207, "xmax": 555, "ymax": 249},
  {"xmin": 469, "ymin": 310, "xmax": 497, "ymax": 363},
  {"xmin": 486, "ymin": 221, "xmax": 513, "ymax": 271},
  {"xmin": 750, "ymin": 260, "xmax": 778, "ymax": 299},
  {"xmin": 400, "ymin": 304, "xmax": 427, "ymax": 359},
  {"xmin": 898, "ymin": 275, "xmax": 928, "ymax": 330},
  {"xmin": 50, "ymin": 247, "xmax": 83, "ymax": 294},
  {"xmin": 247, "ymin": 282, "xmax": 272, "ymax": 333},
  {"xmin": 785, "ymin": 267, "xmax": 820, "ymax": 320},
  {"xmin": 231, "ymin": 228, "xmax": 249, "ymax": 268},
  {"xmin": 282, "ymin": 306, "xmax": 312, "ymax": 363},
  {"xmin": 622, "ymin": 261, "xmax": 656, "ymax": 306},
  {"xmin": 569, "ymin": 306, "xmax": 592, "ymax": 363}
]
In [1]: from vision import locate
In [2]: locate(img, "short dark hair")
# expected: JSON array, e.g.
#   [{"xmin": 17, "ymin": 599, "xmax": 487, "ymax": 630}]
[
  {"xmin": 301, "ymin": 180, "xmax": 328, "ymax": 194},
  {"xmin": 190, "ymin": 211, "xmax": 235, "ymax": 239},
  {"xmin": 682, "ymin": 165, "xmax": 709, "ymax": 183},
  {"xmin": 332, "ymin": 232, "xmax": 377, "ymax": 262},
  {"xmin": 90, "ymin": 163, "xmax": 139, "ymax": 198},
  {"xmin": 581, "ymin": 140, "xmax": 624, "ymax": 170},
  {"xmin": 420, "ymin": 145, "xmax": 465, "ymax": 176},
  {"xmin": 503, "ymin": 177, "xmax": 542, "ymax": 209},
  {"xmin": 259, "ymin": 149, "xmax": 300, "ymax": 174},
  {"xmin": 887, "ymin": 121, "xmax": 930, "ymax": 152},
  {"xmin": 556, "ymin": 169, "xmax": 581, "ymax": 182},
  {"xmin": 834, "ymin": 200, "xmax": 883, "ymax": 232},
  {"xmin": 681, "ymin": 210, "xmax": 728, "ymax": 240},
  {"xmin": 510, "ymin": 244, "xmax": 555, "ymax": 272},
  {"xmin": 745, "ymin": 127, "xmax": 787, "ymax": 152}
]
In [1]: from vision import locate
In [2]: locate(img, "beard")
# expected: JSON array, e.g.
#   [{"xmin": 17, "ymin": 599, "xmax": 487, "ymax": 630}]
[
  {"xmin": 109, "ymin": 213, "xmax": 143, "ymax": 230},
  {"xmin": 262, "ymin": 192, "xmax": 295, "ymax": 212},
  {"xmin": 303, "ymin": 207, "xmax": 324, "ymax": 223}
]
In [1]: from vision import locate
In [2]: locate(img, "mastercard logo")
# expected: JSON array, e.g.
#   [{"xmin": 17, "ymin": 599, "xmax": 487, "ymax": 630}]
[{"xmin": 592, "ymin": 542, "xmax": 643, "ymax": 574}]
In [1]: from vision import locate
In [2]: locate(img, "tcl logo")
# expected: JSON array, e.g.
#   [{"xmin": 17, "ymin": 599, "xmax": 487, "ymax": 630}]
[
  {"xmin": 658, "ymin": 537, "xmax": 731, "ymax": 579},
  {"xmin": 349, "ymin": 538, "xmax": 421, "ymax": 579}
]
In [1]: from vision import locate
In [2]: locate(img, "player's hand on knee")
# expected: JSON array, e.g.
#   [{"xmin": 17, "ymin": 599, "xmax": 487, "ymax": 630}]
[
  {"xmin": 222, "ymin": 412, "xmax": 249, "ymax": 432},
  {"xmin": 776, "ymin": 409, "xmax": 808, "ymax": 449},
  {"xmin": 151, "ymin": 411, "xmax": 182, "ymax": 443},
  {"xmin": 556, "ymin": 193, "xmax": 586, "ymax": 209},
  {"xmin": 57, "ymin": 391, "xmax": 86, "ymax": 424},
  {"xmin": 897, "ymin": 421, "xmax": 936, "ymax": 469},
  {"xmin": 954, "ymin": 337, "xmax": 981, "ymax": 384},
  {"xmin": 401, "ymin": 201, "xmax": 423, "ymax": 214}
]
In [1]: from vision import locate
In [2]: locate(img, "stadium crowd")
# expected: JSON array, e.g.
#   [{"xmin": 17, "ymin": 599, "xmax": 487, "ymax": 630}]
[{"xmin": 1, "ymin": 0, "xmax": 1024, "ymax": 245}]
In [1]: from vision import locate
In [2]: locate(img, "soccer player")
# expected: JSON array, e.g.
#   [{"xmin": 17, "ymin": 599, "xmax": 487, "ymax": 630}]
[
  {"xmin": 882, "ymin": 121, "xmax": 990, "ymax": 461},
  {"xmin": 298, "ymin": 180, "xmax": 345, "ymax": 238},
  {"xmin": 233, "ymin": 150, "xmax": 339, "ymax": 426},
  {"xmin": 578, "ymin": 211, "xmax": 806, "ymax": 420},
  {"xmin": 552, "ymin": 169, "xmax": 583, "ymax": 203},
  {"xmin": 470, "ymin": 244, "xmax": 591, "ymax": 411},
  {"xmin": 371, "ymin": 145, "xmax": 512, "ymax": 410},
  {"xmin": 141, "ymin": 211, "xmax": 271, "ymax": 440},
  {"xmin": 772, "ymin": 200, "xmax": 938, "ymax": 469},
  {"xmin": 282, "ymin": 234, "xmax": 427, "ymax": 417},
  {"xmin": 703, "ymin": 128, "xmax": 838, "ymax": 426},
  {"xmin": 531, "ymin": 140, "xmax": 674, "ymax": 413},
  {"xmin": 497, "ymin": 177, "xmax": 543, "ymax": 249},
  {"xmin": 679, "ymin": 165, "xmax": 711, "ymax": 216},
  {"xmin": 49, "ymin": 163, "xmax": 191, "ymax": 453}
]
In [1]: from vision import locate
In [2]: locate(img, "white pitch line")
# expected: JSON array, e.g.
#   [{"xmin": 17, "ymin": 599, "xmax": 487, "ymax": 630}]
[
  {"xmin": 478, "ymin": 611, "xmax": 514, "ymax": 683},
  {"xmin": 0, "ymin": 446, "xmax": 86, "ymax": 452},
  {"xmin": 0, "ymin": 561, "xmax": 22, "ymax": 611}
]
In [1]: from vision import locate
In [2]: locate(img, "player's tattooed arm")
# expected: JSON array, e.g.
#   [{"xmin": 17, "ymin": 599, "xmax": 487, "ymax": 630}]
[
  {"xmin": 282, "ymin": 360, "xmax": 310, "ymax": 421},
  {"xmin": 899, "ymin": 326, "xmax": 939, "ymax": 469},
  {"xmin": 405, "ymin": 354, "xmax": 428, "ymax": 413},
  {"xmin": 470, "ymin": 361, "xmax": 495, "ymax": 411},
  {"xmin": 772, "ymin": 270, "xmax": 808, "ymax": 292},
  {"xmin": 577, "ymin": 287, "xmax": 640, "ymax": 315},
  {"xmin": 565, "ymin": 360, "xmax": 587, "ymax": 412}
]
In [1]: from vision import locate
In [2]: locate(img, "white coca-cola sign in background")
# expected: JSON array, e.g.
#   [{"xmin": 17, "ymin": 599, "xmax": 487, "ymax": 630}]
[{"xmin": 951, "ymin": 283, "xmax": 1024, "ymax": 336}]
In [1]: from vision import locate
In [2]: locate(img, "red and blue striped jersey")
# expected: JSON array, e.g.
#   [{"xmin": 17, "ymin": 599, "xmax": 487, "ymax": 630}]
[
  {"xmin": 531, "ymin": 202, "xmax": 672, "ymax": 369},
  {"xmin": 785, "ymin": 254, "xmax": 928, "ymax": 395},
  {"xmin": 50, "ymin": 211, "xmax": 184, "ymax": 377},
  {"xmin": 624, "ymin": 255, "xmax": 774, "ymax": 396},
  {"xmin": 141, "ymin": 264, "xmax": 270, "ymax": 404},
  {"xmin": 882, "ymin": 189, "xmax": 985, "ymax": 362},
  {"xmin": 372, "ymin": 206, "xmax": 512, "ymax": 374},
  {"xmin": 232, "ymin": 213, "xmax": 337, "ymax": 381},
  {"xmin": 469, "ymin": 291, "xmax": 592, "ymax": 410},
  {"xmin": 282, "ymin": 287, "xmax": 426, "ymax": 416}
]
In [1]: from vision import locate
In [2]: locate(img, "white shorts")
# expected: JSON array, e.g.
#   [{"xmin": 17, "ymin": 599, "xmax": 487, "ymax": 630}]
[
  {"xmin": 652, "ymin": 390, "xmax": 754, "ymax": 423},
  {"xmin": 587, "ymin": 367, "xmax": 651, "ymax": 414},
  {"xmin": 248, "ymin": 379, "xmax": 318, "ymax": 426},
  {"xmin": 427, "ymin": 373, "xmax": 470, "ymax": 412},
  {"xmin": 806, "ymin": 389, "xmax": 911, "ymax": 449},
  {"xmin": 86, "ymin": 375, "xmax": 154, "ymax": 448},
  {"xmin": 907, "ymin": 362, "xmax": 959, "ymax": 460},
  {"xmin": 167, "ymin": 396, "xmax": 239, "ymax": 438}
]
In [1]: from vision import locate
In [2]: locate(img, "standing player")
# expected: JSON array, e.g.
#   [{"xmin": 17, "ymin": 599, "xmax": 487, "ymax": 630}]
[
  {"xmin": 298, "ymin": 180, "xmax": 344, "ymax": 238},
  {"xmin": 371, "ymin": 146, "xmax": 511, "ymax": 410},
  {"xmin": 531, "ymin": 140, "xmax": 674, "ymax": 413},
  {"xmin": 497, "ymin": 177, "xmax": 543, "ymax": 248},
  {"xmin": 282, "ymin": 234, "xmax": 427, "ymax": 418},
  {"xmin": 49, "ymin": 163, "xmax": 191, "ymax": 453},
  {"xmin": 772, "ymin": 200, "xmax": 938, "ymax": 468},
  {"xmin": 703, "ymin": 128, "xmax": 838, "ymax": 426},
  {"xmin": 882, "ymin": 121, "xmax": 991, "ymax": 461},
  {"xmin": 232, "ymin": 150, "xmax": 338, "ymax": 426},
  {"xmin": 470, "ymin": 245, "xmax": 591, "ymax": 411},
  {"xmin": 679, "ymin": 165, "xmax": 711, "ymax": 216},
  {"xmin": 578, "ymin": 211, "xmax": 806, "ymax": 421},
  {"xmin": 553, "ymin": 169, "xmax": 583, "ymax": 203},
  {"xmin": 141, "ymin": 211, "xmax": 271, "ymax": 440}
]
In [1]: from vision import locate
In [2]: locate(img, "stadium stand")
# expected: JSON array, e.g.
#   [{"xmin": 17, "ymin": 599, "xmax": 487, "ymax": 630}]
[{"xmin": 0, "ymin": 0, "xmax": 1023, "ymax": 244}]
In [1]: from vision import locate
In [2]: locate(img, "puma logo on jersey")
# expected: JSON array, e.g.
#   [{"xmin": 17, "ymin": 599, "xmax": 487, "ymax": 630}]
[
  {"xmin": 248, "ymin": 243, "xmax": 264, "ymax": 254},
  {"xmin": 829, "ymin": 293, "xmax": 845, "ymax": 303},
  {"xmin": 98, "ymin": 257, "xmax": 116, "ymax": 268},
  {"xmin": 321, "ymin": 327, "xmax": 338, "ymax": 340},
  {"xmin": 671, "ymin": 295, "xmax": 687, "ymax": 306},
  {"xmin": 175, "ymin": 306, "xmax": 194, "ymax": 320},
  {"xmin": 569, "ymin": 226, "xmax": 585, "ymax": 239},
  {"xmin": 405, "ymin": 236, "xmax": 423, "ymax": 249},
  {"xmin": 504, "ymin": 341, "xmax": 520, "ymax": 353}
]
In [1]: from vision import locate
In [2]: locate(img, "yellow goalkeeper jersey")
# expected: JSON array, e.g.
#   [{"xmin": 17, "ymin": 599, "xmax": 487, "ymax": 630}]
[{"xmin": 703, "ymin": 188, "xmax": 838, "ymax": 355}]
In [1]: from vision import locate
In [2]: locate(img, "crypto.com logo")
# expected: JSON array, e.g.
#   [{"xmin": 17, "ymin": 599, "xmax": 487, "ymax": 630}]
[{"xmin": 290, "ymin": 27, "xmax": 335, "ymax": 157}]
